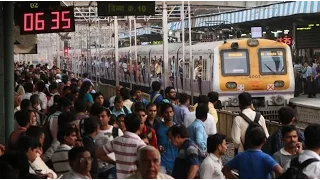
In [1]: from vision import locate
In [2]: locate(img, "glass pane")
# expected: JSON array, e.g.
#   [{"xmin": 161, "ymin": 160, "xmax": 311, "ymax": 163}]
[
  {"xmin": 259, "ymin": 49, "xmax": 286, "ymax": 74},
  {"xmin": 222, "ymin": 51, "xmax": 249, "ymax": 75}
]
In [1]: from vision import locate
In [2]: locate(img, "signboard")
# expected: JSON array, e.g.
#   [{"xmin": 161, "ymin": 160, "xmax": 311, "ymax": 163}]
[
  {"xmin": 97, "ymin": 1, "xmax": 155, "ymax": 16},
  {"xmin": 295, "ymin": 24, "xmax": 320, "ymax": 49},
  {"xmin": 251, "ymin": 27, "xmax": 262, "ymax": 38},
  {"xmin": 17, "ymin": 7, "xmax": 75, "ymax": 35},
  {"xmin": 278, "ymin": 35, "xmax": 292, "ymax": 46}
]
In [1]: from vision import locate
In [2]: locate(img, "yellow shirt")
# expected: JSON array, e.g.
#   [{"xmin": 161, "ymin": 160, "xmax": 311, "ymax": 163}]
[{"xmin": 193, "ymin": 102, "xmax": 218, "ymax": 124}]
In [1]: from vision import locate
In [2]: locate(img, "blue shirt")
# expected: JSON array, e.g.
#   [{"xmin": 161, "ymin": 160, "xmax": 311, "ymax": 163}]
[
  {"xmin": 226, "ymin": 149, "xmax": 278, "ymax": 179},
  {"xmin": 133, "ymin": 98, "xmax": 149, "ymax": 107},
  {"xmin": 155, "ymin": 122, "xmax": 178, "ymax": 171},
  {"xmin": 174, "ymin": 105, "xmax": 189, "ymax": 125},
  {"xmin": 150, "ymin": 91, "xmax": 163, "ymax": 105},
  {"xmin": 111, "ymin": 105, "xmax": 132, "ymax": 117},
  {"xmin": 83, "ymin": 93, "xmax": 94, "ymax": 104},
  {"xmin": 187, "ymin": 119, "xmax": 207, "ymax": 153}
]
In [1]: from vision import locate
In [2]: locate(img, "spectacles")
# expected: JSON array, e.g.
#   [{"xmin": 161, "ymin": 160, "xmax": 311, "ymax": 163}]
[{"xmin": 79, "ymin": 157, "xmax": 93, "ymax": 163}]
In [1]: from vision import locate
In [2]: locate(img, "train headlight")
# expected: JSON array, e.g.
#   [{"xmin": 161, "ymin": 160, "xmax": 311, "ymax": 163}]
[
  {"xmin": 247, "ymin": 39, "xmax": 259, "ymax": 47},
  {"xmin": 230, "ymin": 97, "xmax": 239, "ymax": 107},
  {"xmin": 274, "ymin": 95, "xmax": 285, "ymax": 105},
  {"xmin": 226, "ymin": 82, "xmax": 237, "ymax": 89},
  {"xmin": 231, "ymin": 42, "xmax": 239, "ymax": 49},
  {"xmin": 274, "ymin": 80, "xmax": 285, "ymax": 88}
]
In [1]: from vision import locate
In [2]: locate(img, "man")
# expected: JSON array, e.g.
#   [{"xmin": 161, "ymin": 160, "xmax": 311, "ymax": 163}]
[
  {"xmin": 14, "ymin": 93, "xmax": 21, "ymax": 114},
  {"xmin": 155, "ymin": 103, "xmax": 178, "ymax": 175},
  {"xmin": 200, "ymin": 133, "xmax": 227, "ymax": 179},
  {"xmin": 282, "ymin": 124, "xmax": 320, "ymax": 178},
  {"xmin": 96, "ymin": 113, "xmax": 146, "ymax": 179},
  {"xmin": 150, "ymin": 81, "xmax": 163, "ymax": 105},
  {"xmin": 174, "ymin": 93, "xmax": 190, "ymax": 124},
  {"xmin": 164, "ymin": 86, "xmax": 176, "ymax": 105},
  {"xmin": 231, "ymin": 92, "xmax": 269, "ymax": 153},
  {"xmin": 35, "ymin": 81, "xmax": 48, "ymax": 112},
  {"xmin": 193, "ymin": 92, "xmax": 219, "ymax": 124},
  {"xmin": 109, "ymin": 85, "xmax": 123, "ymax": 107},
  {"xmin": 187, "ymin": 104, "xmax": 209, "ymax": 153},
  {"xmin": 133, "ymin": 87, "xmax": 148, "ymax": 107},
  {"xmin": 273, "ymin": 125, "xmax": 303, "ymax": 167},
  {"xmin": 145, "ymin": 103, "xmax": 159, "ymax": 129},
  {"xmin": 184, "ymin": 95, "xmax": 217, "ymax": 136},
  {"xmin": 21, "ymin": 82, "xmax": 33, "ymax": 100},
  {"xmin": 262, "ymin": 106, "xmax": 305, "ymax": 156},
  {"xmin": 136, "ymin": 107, "xmax": 158, "ymax": 148},
  {"xmin": 110, "ymin": 96, "xmax": 132, "ymax": 117},
  {"xmin": 223, "ymin": 125, "xmax": 282, "ymax": 179},
  {"xmin": 126, "ymin": 146, "xmax": 173, "ymax": 179},
  {"xmin": 168, "ymin": 125, "xmax": 203, "ymax": 179},
  {"xmin": 62, "ymin": 147, "xmax": 92, "ymax": 179}
]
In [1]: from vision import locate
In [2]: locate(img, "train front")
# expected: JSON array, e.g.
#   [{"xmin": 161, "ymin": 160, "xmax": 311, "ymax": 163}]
[{"xmin": 213, "ymin": 38, "xmax": 295, "ymax": 120}]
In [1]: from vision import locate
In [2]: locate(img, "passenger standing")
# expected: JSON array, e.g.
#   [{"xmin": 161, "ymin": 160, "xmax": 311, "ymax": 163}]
[
  {"xmin": 150, "ymin": 81, "xmax": 164, "ymax": 105},
  {"xmin": 231, "ymin": 92, "xmax": 269, "ymax": 153},
  {"xmin": 109, "ymin": 85, "xmax": 123, "ymax": 107}
]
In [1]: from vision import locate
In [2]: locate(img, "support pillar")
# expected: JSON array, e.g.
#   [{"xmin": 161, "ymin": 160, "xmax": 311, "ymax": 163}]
[
  {"xmin": 162, "ymin": 1, "xmax": 170, "ymax": 88},
  {"xmin": 114, "ymin": 17, "xmax": 119, "ymax": 86},
  {"xmin": 3, "ymin": 2, "xmax": 14, "ymax": 143}
]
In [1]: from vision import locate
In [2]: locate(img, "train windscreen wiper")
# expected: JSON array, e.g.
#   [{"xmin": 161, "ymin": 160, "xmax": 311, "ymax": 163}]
[{"xmin": 264, "ymin": 64, "xmax": 276, "ymax": 74}]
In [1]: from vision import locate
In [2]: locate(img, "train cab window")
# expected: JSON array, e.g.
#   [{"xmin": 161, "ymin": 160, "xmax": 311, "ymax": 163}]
[
  {"xmin": 221, "ymin": 50, "xmax": 249, "ymax": 76},
  {"xmin": 258, "ymin": 49, "xmax": 286, "ymax": 75}
]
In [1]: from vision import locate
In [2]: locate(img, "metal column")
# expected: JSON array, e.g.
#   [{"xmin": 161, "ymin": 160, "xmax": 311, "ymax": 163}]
[
  {"xmin": 162, "ymin": 1, "xmax": 170, "ymax": 88},
  {"xmin": 129, "ymin": 16, "xmax": 133, "ymax": 88},
  {"xmin": 3, "ymin": 2, "xmax": 14, "ymax": 143},
  {"xmin": 114, "ymin": 16, "xmax": 119, "ymax": 86},
  {"xmin": 188, "ymin": 1, "xmax": 194, "ymax": 104},
  {"xmin": 57, "ymin": 34, "xmax": 61, "ymax": 68},
  {"xmin": 181, "ymin": 1, "xmax": 185, "ymax": 93}
]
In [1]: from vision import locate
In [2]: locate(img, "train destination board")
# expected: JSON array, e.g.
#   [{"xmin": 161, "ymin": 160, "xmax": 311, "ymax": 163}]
[{"xmin": 97, "ymin": 1, "xmax": 155, "ymax": 16}]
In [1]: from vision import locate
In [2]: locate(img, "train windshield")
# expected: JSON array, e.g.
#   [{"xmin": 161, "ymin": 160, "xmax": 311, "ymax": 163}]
[
  {"xmin": 221, "ymin": 50, "xmax": 249, "ymax": 76},
  {"xmin": 259, "ymin": 49, "xmax": 286, "ymax": 75}
]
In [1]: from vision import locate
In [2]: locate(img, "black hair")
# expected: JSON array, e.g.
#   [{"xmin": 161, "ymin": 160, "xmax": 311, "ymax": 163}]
[
  {"xmin": 130, "ymin": 89, "xmax": 135, "ymax": 97},
  {"xmin": 23, "ymin": 82, "xmax": 33, "ymax": 93},
  {"xmin": 94, "ymin": 92, "xmax": 104, "ymax": 100},
  {"xmin": 109, "ymin": 114, "xmax": 117, "ymax": 126},
  {"xmin": 134, "ymin": 102, "xmax": 146, "ymax": 111},
  {"xmin": 26, "ymin": 126, "xmax": 44, "ymax": 140},
  {"xmin": 195, "ymin": 103, "xmax": 209, "ymax": 120},
  {"xmin": 15, "ymin": 110, "xmax": 31, "ymax": 127},
  {"xmin": 208, "ymin": 91, "xmax": 219, "ymax": 103},
  {"xmin": 57, "ymin": 125, "xmax": 78, "ymax": 143},
  {"xmin": 78, "ymin": 81, "xmax": 92, "ymax": 100},
  {"xmin": 207, "ymin": 133, "xmax": 226, "ymax": 153},
  {"xmin": 238, "ymin": 92, "xmax": 252, "ymax": 107},
  {"xmin": 120, "ymin": 88, "xmax": 130, "ymax": 100},
  {"xmin": 58, "ymin": 112, "xmax": 76, "ymax": 129},
  {"xmin": 179, "ymin": 93, "xmax": 190, "ymax": 105},
  {"xmin": 20, "ymin": 99, "xmax": 32, "ymax": 110},
  {"xmin": 146, "ymin": 103, "xmax": 156, "ymax": 110},
  {"xmin": 116, "ymin": 114, "xmax": 125, "ymax": 122},
  {"xmin": 114, "ymin": 95, "xmax": 124, "ymax": 103},
  {"xmin": 124, "ymin": 113, "xmax": 141, "ymax": 133},
  {"xmin": 281, "ymin": 125, "xmax": 298, "ymax": 137},
  {"xmin": 197, "ymin": 95, "xmax": 209, "ymax": 105},
  {"xmin": 278, "ymin": 106, "xmax": 294, "ymax": 125},
  {"xmin": 134, "ymin": 87, "xmax": 142, "ymax": 93},
  {"xmin": 164, "ymin": 86, "xmax": 175, "ymax": 97},
  {"xmin": 49, "ymin": 84, "xmax": 58, "ymax": 93},
  {"xmin": 68, "ymin": 146, "xmax": 89, "ymax": 162},
  {"xmin": 63, "ymin": 86, "xmax": 71, "ymax": 92},
  {"xmin": 160, "ymin": 102, "xmax": 174, "ymax": 115},
  {"xmin": 245, "ymin": 126, "xmax": 266, "ymax": 148},
  {"xmin": 90, "ymin": 103, "xmax": 111, "ymax": 117},
  {"xmin": 152, "ymin": 81, "xmax": 161, "ymax": 92},
  {"xmin": 57, "ymin": 97, "xmax": 72, "ymax": 110},
  {"xmin": 83, "ymin": 73, "xmax": 88, "ymax": 78},
  {"xmin": 16, "ymin": 136, "xmax": 41, "ymax": 153},
  {"xmin": 36, "ymin": 81, "xmax": 46, "ymax": 92},
  {"xmin": 30, "ymin": 94, "xmax": 39, "ymax": 106},
  {"xmin": 304, "ymin": 124, "xmax": 320, "ymax": 149},
  {"xmin": 74, "ymin": 99, "xmax": 86, "ymax": 113},
  {"xmin": 167, "ymin": 125, "xmax": 189, "ymax": 138},
  {"xmin": 82, "ymin": 116, "xmax": 99, "ymax": 134}
]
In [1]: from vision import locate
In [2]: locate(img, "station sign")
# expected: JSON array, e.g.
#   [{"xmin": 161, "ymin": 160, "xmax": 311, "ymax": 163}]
[
  {"xmin": 251, "ymin": 27, "xmax": 262, "ymax": 38},
  {"xmin": 278, "ymin": 35, "xmax": 292, "ymax": 46},
  {"xmin": 97, "ymin": 1, "xmax": 155, "ymax": 16}
]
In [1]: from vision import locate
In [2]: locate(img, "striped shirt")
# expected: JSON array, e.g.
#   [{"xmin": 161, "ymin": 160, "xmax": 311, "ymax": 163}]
[
  {"xmin": 52, "ymin": 144, "xmax": 72, "ymax": 176},
  {"xmin": 102, "ymin": 131, "xmax": 146, "ymax": 179}
]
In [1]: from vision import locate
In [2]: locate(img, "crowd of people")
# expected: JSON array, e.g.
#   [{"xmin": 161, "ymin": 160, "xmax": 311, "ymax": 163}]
[{"xmin": 0, "ymin": 61, "xmax": 319, "ymax": 179}]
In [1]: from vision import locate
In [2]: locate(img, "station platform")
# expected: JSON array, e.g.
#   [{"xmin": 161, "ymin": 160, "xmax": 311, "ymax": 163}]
[{"xmin": 289, "ymin": 95, "xmax": 320, "ymax": 110}]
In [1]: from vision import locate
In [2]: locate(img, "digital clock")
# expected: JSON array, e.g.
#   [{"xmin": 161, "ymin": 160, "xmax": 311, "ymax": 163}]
[{"xmin": 17, "ymin": 7, "xmax": 75, "ymax": 35}]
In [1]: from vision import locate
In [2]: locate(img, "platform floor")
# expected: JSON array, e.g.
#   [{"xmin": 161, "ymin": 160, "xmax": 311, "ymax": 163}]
[{"xmin": 289, "ymin": 94, "xmax": 320, "ymax": 109}]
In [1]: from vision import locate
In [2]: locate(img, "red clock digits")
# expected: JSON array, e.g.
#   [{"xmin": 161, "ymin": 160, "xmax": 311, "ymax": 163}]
[
  {"xmin": 51, "ymin": 12, "xmax": 60, "ymax": 30},
  {"xmin": 24, "ymin": 13, "xmax": 33, "ymax": 31},
  {"xmin": 35, "ymin": 12, "xmax": 45, "ymax": 30},
  {"xmin": 61, "ymin": 11, "xmax": 71, "ymax": 29}
]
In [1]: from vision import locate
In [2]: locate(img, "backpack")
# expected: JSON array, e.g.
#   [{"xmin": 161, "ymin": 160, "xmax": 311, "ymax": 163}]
[
  {"xmin": 151, "ymin": 93, "xmax": 161, "ymax": 103},
  {"xmin": 278, "ymin": 157, "xmax": 319, "ymax": 179},
  {"xmin": 109, "ymin": 106, "xmax": 130, "ymax": 115},
  {"xmin": 112, "ymin": 127, "xmax": 119, "ymax": 139},
  {"xmin": 239, "ymin": 112, "xmax": 261, "ymax": 150}
]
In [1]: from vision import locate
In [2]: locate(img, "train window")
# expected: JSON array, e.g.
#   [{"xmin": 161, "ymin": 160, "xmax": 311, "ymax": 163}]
[
  {"xmin": 258, "ymin": 49, "xmax": 286, "ymax": 75},
  {"xmin": 221, "ymin": 50, "xmax": 249, "ymax": 76}
]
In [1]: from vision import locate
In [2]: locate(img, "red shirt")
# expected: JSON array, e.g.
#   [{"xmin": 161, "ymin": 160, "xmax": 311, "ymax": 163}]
[{"xmin": 141, "ymin": 126, "xmax": 158, "ymax": 149}]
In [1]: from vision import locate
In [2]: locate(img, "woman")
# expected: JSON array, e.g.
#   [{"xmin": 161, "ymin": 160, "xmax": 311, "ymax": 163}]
[{"xmin": 78, "ymin": 81, "xmax": 94, "ymax": 104}]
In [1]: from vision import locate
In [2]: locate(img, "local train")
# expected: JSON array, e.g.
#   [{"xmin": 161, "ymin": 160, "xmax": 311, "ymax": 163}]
[{"xmin": 56, "ymin": 38, "xmax": 295, "ymax": 120}]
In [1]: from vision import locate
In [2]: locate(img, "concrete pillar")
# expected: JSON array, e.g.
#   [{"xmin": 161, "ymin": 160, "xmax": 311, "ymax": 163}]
[{"xmin": 0, "ymin": 2, "xmax": 5, "ymax": 144}]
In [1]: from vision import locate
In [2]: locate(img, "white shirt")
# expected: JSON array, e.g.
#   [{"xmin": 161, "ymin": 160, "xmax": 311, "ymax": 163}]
[
  {"xmin": 123, "ymin": 99, "xmax": 134, "ymax": 109},
  {"xmin": 200, "ymin": 153, "xmax": 225, "ymax": 179},
  {"xmin": 48, "ymin": 92, "xmax": 60, "ymax": 107},
  {"xmin": 109, "ymin": 95, "xmax": 116, "ymax": 107},
  {"xmin": 21, "ymin": 92, "xmax": 32, "ymax": 100},
  {"xmin": 283, "ymin": 150, "xmax": 320, "ymax": 178},
  {"xmin": 35, "ymin": 91, "xmax": 48, "ymax": 110},
  {"xmin": 62, "ymin": 169, "xmax": 90, "ymax": 179},
  {"xmin": 184, "ymin": 111, "xmax": 217, "ymax": 135},
  {"xmin": 29, "ymin": 155, "xmax": 58, "ymax": 179},
  {"xmin": 231, "ymin": 108, "xmax": 269, "ymax": 152}
]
